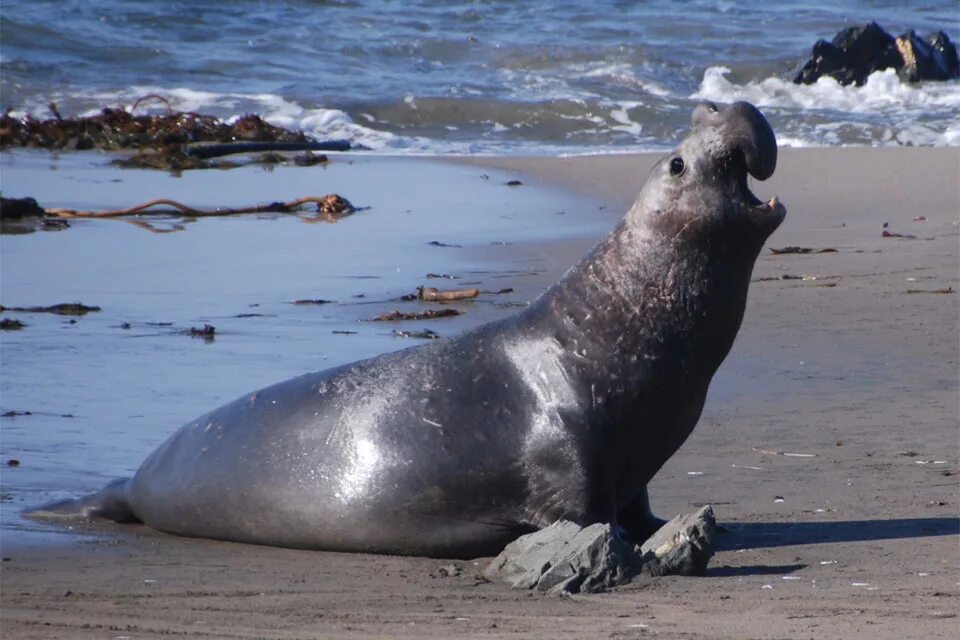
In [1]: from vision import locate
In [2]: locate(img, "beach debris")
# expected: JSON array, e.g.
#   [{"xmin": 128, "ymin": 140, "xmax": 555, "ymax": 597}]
[
  {"xmin": 332, "ymin": 330, "xmax": 358, "ymax": 335},
  {"xmin": 369, "ymin": 309, "xmax": 461, "ymax": 322},
  {"xmin": 774, "ymin": 496, "xmax": 785, "ymax": 503},
  {"xmin": 753, "ymin": 447, "xmax": 817, "ymax": 458},
  {"xmin": 291, "ymin": 298, "xmax": 335, "ymax": 305},
  {"xmin": 506, "ymin": 180, "xmax": 523, "ymax": 187},
  {"xmin": 187, "ymin": 142, "xmax": 346, "ymax": 161},
  {"xmin": 881, "ymin": 223, "xmax": 916, "ymax": 239},
  {"xmin": 769, "ymin": 246, "xmax": 838, "ymax": 255},
  {"xmin": 39, "ymin": 194, "xmax": 359, "ymax": 222},
  {"xmin": 913, "ymin": 215, "xmax": 928, "ymax": 221},
  {"xmin": 232, "ymin": 313, "xmax": 268, "ymax": 318},
  {"xmin": 754, "ymin": 274, "xmax": 834, "ymax": 282},
  {"xmin": 0, "ymin": 197, "xmax": 45, "ymax": 220},
  {"xmin": 3, "ymin": 193, "xmax": 364, "ymax": 234},
  {"xmin": 438, "ymin": 564, "xmax": 462, "ymax": 578},
  {"xmin": 316, "ymin": 194, "xmax": 355, "ymax": 216},
  {"xmin": 426, "ymin": 273, "xmax": 459, "ymax": 279},
  {"xmin": 905, "ymin": 287, "xmax": 954, "ymax": 294},
  {"xmin": 184, "ymin": 324, "xmax": 216, "ymax": 341},
  {"xmin": 0, "ymin": 99, "xmax": 352, "ymax": 170},
  {"xmin": 116, "ymin": 148, "xmax": 223, "ymax": 171},
  {"xmin": 417, "ymin": 286, "xmax": 480, "ymax": 302},
  {"xmin": 732, "ymin": 464, "xmax": 764, "ymax": 471},
  {"xmin": 257, "ymin": 152, "xmax": 285, "ymax": 164},
  {"xmin": 293, "ymin": 151, "xmax": 330, "ymax": 166},
  {"xmin": 7, "ymin": 459, "xmax": 20, "ymax": 467},
  {"xmin": 392, "ymin": 328, "xmax": 441, "ymax": 339},
  {"xmin": 482, "ymin": 287, "xmax": 515, "ymax": 294},
  {"xmin": 484, "ymin": 506, "xmax": 716, "ymax": 595},
  {"xmin": 794, "ymin": 22, "xmax": 959, "ymax": 86},
  {"xmin": 427, "ymin": 240, "xmax": 463, "ymax": 248},
  {"xmin": 0, "ymin": 318, "xmax": 26, "ymax": 330},
  {"xmin": 0, "ymin": 302, "xmax": 100, "ymax": 316},
  {"xmin": 2, "ymin": 410, "xmax": 73, "ymax": 419}
]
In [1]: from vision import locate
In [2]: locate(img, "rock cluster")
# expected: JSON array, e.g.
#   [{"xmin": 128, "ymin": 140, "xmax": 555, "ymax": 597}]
[
  {"xmin": 483, "ymin": 506, "xmax": 716, "ymax": 595},
  {"xmin": 794, "ymin": 22, "xmax": 959, "ymax": 86}
]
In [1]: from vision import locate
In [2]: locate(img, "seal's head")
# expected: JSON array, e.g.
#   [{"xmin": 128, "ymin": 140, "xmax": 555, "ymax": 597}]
[{"xmin": 631, "ymin": 101, "xmax": 785, "ymax": 254}]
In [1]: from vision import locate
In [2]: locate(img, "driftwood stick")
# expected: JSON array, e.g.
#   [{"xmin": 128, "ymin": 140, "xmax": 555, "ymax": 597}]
[{"xmin": 185, "ymin": 140, "xmax": 351, "ymax": 159}]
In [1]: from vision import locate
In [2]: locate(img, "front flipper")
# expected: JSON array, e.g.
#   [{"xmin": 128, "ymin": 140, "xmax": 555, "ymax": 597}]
[{"xmin": 617, "ymin": 487, "xmax": 667, "ymax": 543}]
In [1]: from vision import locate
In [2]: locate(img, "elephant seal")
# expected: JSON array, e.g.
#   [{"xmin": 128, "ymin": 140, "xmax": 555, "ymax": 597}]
[{"xmin": 27, "ymin": 101, "xmax": 785, "ymax": 558}]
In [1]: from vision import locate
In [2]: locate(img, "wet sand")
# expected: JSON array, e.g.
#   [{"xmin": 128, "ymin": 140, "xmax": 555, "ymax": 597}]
[{"xmin": 1, "ymin": 147, "xmax": 958, "ymax": 639}]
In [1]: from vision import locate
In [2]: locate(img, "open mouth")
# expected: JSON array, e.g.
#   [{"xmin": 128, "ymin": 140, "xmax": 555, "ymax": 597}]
[{"xmin": 735, "ymin": 153, "xmax": 786, "ymax": 224}]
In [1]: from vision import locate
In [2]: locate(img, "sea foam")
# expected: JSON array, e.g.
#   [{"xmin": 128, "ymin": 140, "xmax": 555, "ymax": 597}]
[{"xmin": 693, "ymin": 67, "xmax": 960, "ymax": 147}]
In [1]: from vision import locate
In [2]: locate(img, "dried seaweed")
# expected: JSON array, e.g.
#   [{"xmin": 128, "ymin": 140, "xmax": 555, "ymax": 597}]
[
  {"xmin": 0, "ymin": 99, "xmax": 350, "ymax": 171},
  {"xmin": 0, "ymin": 303, "xmax": 100, "ymax": 316},
  {"xmin": 367, "ymin": 309, "xmax": 462, "ymax": 322}
]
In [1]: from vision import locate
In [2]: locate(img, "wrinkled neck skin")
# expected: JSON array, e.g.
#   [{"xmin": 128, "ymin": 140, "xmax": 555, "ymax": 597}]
[
  {"xmin": 546, "ymin": 197, "xmax": 766, "ymax": 385},
  {"xmin": 513, "ymin": 187, "xmax": 770, "ymax": 525}
]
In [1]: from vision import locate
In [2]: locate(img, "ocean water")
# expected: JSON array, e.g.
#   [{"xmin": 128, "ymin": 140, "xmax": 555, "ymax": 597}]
[{"xmin": 2, "ymin": 0, "xmax": 958, "ymax": 153}]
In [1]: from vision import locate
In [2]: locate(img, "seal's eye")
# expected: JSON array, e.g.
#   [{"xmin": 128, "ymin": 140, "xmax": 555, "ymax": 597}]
[{"xmin": 669, "ymin": 157, "xmax": 685, "ymax": 177}]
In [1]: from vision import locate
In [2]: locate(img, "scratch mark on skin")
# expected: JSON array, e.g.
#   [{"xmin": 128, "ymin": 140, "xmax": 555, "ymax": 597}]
[
  {"xmin": 506, "ymin": 337, "xmax": 578, "ymax": 445},
  {"xmin": 422, "ymin": 417, "xmax": 443, "ymax": 428}
]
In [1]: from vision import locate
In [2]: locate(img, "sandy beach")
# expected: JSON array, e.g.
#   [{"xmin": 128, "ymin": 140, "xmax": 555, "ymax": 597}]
[{"xmin": 1, "ymin": 146, "xmax": 958, "ymax": 639}]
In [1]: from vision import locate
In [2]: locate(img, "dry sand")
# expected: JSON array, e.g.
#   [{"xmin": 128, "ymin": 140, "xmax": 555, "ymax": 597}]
[{"xmin": 2, "ymin": 147, "xmax": 958, "ymax": 639}]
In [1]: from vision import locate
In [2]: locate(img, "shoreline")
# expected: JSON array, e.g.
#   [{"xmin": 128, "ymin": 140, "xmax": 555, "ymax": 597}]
[{"xmin": 1, "ymin": 146, "xmax": 958, "ymax": 639}]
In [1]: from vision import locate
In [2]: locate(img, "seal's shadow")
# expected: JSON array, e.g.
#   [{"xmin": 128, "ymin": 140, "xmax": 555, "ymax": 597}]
[{"xmin": 715, "ymin": 517, "xmax": 959, "ymax": 551}]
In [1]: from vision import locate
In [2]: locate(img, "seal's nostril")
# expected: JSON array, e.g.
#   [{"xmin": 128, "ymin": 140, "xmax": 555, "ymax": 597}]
[{"xmin": 707, "ymin": 102, "xmax": 718, "ymax": 113}]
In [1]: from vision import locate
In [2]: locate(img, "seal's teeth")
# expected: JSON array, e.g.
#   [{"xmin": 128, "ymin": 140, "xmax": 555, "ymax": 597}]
[{"xmin": 768, "ymin": 196, "xmax": 780, "ymax": 208}]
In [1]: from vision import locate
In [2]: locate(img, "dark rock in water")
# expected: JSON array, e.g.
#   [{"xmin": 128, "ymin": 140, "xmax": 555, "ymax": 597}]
[
  {"xmin": 794, "ymin": 22, "xmax": 959, "ymax": 86},
  {"xmin": 0, "ymin": 318, "xmax": 27, "ymax": 330},
  {"xmin": 0, "ymin": 197, "xmax": 45, "ymax": 220},
  {"xmin": 896, "ymin": 30, "xmax": 960, "ymax": 83},
  {"xmin": 483, "ymin": 506, "xmax": 716, "ymax": 595}
]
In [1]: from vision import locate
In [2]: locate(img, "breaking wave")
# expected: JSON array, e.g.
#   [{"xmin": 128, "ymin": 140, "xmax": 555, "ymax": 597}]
[{"xmin": 693, "ymin": 66, "xmax": 960, "ymax": 147}]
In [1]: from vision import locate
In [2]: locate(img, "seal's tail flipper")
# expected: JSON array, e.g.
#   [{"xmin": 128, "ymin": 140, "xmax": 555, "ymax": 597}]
[{"xmin": 23, "ymin": 477, "xmax": 141, "ymax": 523}]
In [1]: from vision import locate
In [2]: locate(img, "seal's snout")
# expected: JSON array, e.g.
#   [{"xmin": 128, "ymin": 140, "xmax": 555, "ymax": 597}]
[
  {"xmin": 729, "ymin": 102, "xmax": 777, "ymax": 181},
  {"xmin": 693, "ymin": 101, "xmax": 778, "ymax": 181}
]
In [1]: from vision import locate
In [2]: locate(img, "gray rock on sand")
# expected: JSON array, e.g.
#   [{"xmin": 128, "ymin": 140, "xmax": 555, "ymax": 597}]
[
  {"xmin": 637, "ymin": 505, "xmax": 717, "ymax": 578},
  {"xmin": 483, "ymin": 506, "xmax": 716, "ymax": 595}
]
